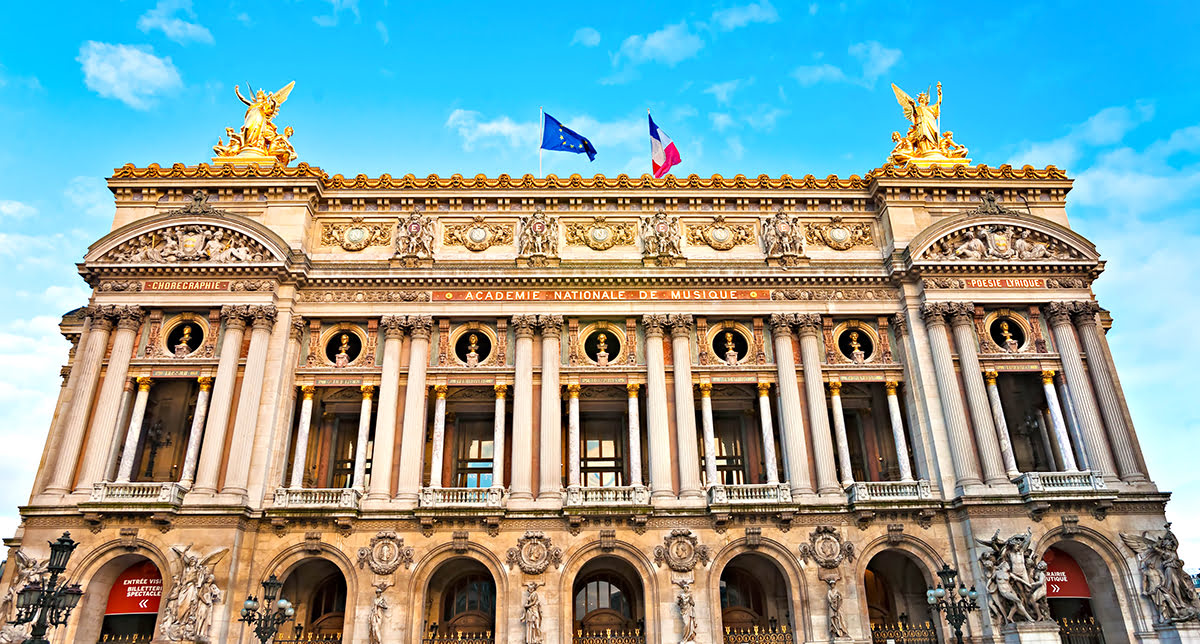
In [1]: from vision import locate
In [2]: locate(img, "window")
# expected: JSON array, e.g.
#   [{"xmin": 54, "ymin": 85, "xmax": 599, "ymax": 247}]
[
  {"xmin": 581, "ymin": 414, "xmax": 625, "ymax": 487},
  {"xmin": 310, "ymin": 575, "xmax": 347, "ymax": 624},
  {"xmin": 442, "ymin": 574, "xmax": 496, "ymax": 623},
  {"xmin": 574, "ymin": 573, "xmax": 632, "ymax": 619},
  {"xmin": 712, "ymin": 411, "xmax": 747, "ymax": 485},
  {"xmin": 720, "ymin": 568, "xmax": 765, "ymax": 614},
  {"xmin": 454, "ymin": 416, "xmax": 494, "ymax": 488}
]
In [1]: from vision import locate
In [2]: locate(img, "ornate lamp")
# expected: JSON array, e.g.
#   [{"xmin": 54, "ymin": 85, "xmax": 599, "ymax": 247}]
[
  {"xmin": 926, "ymin": 564, "xmax": 979, "ymax": 644},
  {"xmin": 9, "ymin": 532, "xmax": 84, "ymax": 644},
  {"xmin": 239, "ymin": 574, "xmax": 295, "ymax": 644}
]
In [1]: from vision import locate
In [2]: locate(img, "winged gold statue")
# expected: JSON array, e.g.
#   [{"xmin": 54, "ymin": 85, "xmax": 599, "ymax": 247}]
[
  {"xmin": 888, "ymin": 81, "xmax": 970, "ymax": 167},
  {"xmin": 212, "ymin": 81, "xmax": 297, "ymax": 167}
]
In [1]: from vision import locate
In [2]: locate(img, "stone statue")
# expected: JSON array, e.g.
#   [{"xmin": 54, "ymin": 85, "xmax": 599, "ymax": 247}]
[
  {"xmin": 518, "ymin": 210, "xmax": 559, "ymax": 260},
  {"xmin": 0, "ymin": 551, "xmax": 47, "ymax": 623},
  {"xmin": 466, "ymin": 333, "xmax": 480, "ymax": 367},
  {"xmin": 174, "ymin": 325, "xmax": 195, "ymax": 358},
  {"xmin": 999, "ymin": 321, "xmax": 1020, "ymax": 353},
  {"xmin": 848, "ymin": 331, "xmax": 865, "ymax": 364},
  {"xmin": 724, "ymin": 331, "xmax": 738, "ymax": 365},
  {"xmin": 213, "ymin": 81, "xmax": 297, "ymax": 166},
  {"xmin": 954, "ymin": 229, "xmax": 988, "ymax": 260},
  {"xmin": 889, "ymin": 82, "xmax": 970, "ymax": 166},
  {"xmin": 335, "ymin": 333, "xmax": 351, "ymax": 367},
  {"xmin": 521, "ymin": 581, "xmax": 544, "ymax": 644},
  {"xmin": 1013, "ymin": 229, "xmax": 1051, "ymax": 260},
  {"xmin": 826, "ymin": 578, "xmax": 849, "ymax": 638},
  {"xmin": 159, "ymin": 545, "xmax": 227, "ymax": 642},
  {"xmin": 396, "ymin": 211, "xmax": 436, "ymax": 260},
  {"xmin": 641, "ymin": 211, "xmax": 683, "ymax": 265},
  {"xmin": 976, "ymin": 529, "xmax": 1047, "ymax": 625},
  {"xmin": 674, "ymin": 579, "xmax": 698, "ymax": 644},
  {"xmin": 369, "ymin": 581, "xmax": 391, "ymax": 644},
  {"xmin": 1122, "ymin": 525, "xmax": 1200, "ymax": 624},
  {"xmin": 596, "ymin": 332, "xmax": 609, "ymax": 366},
  {"xmin": 761, "ymin": 209, "xmax": 805, "ymax": 266}
]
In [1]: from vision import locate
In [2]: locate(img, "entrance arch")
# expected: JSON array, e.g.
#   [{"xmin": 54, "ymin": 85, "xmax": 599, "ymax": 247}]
[
  {"xmin": 1039, "ymin": 537, "xmax": 1138, "ymax": 644},
  {"xmin": 718, "ymin": 553, "xmax": 792, "ymax": 634},
  {"xmin": 425, "ymin": 558, "xmax": 498, "ymax": 640},
  {"xmin": 572, "ymin": 556, "xmax": 645, "ymax": 639},
  {"xmin": 72, "ymin": 551, "xmax": 169, "ymax": 644},
  {"xmin": 862, "ymin": 550, "xmax": 940, "ymax": 644},
  {"xmin": 281, "ymin": 558, "xmax": 348, "ymax": 639}
]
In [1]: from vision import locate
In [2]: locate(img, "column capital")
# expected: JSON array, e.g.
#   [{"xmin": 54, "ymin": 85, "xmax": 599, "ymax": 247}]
[
  {"xmin": 290, "ymin": 315, "xmax": 307, "ymax": 341},
  {"xmin": 641, "ymin": 314, "xmax": 668, "ymax": 337},
  {"xmin": 757, "ymin": 381, "xmax": 771, "ymax": 396},
  {"xmin": 512, "ymin": 314, "xmax": 538, "ymax": 338},
  {"xmin": 361, "ymin": 384, "xmax": 375, "ymax": 400},
  {"xmin": 381, "ymin": 315, "xmax": 407, "ymax": 338},
  {"xmin": 667, "ymin": 313, "xmax": 694, "ymax": 337},
  {"xmin": 1044, "ymin": 302, "xmax": 1075, "ymax": 327},
  {"xmin": 197, "ymin": 376, "xmax": 214, "ymax": 391},
  {"xmin": 434, "ymin": 384, "xmax": 448, "ymax": 399},
  {"xmin": 123, "ymin": 377, "xmax": 137, "ymax": 393},
  {"xmin": 111, "ymin": 305, "xmax": 145, "ymax": 330},
  {"xmin": 983, "ymin": 369, "xmax": 999, "ymax": 385},
  {"xmin": 91, "ymin": 313, "xmax": 117, "ymax": 333},
  {"xmin": 794, "ymin": 313, "xmax": 821, "ymax": 337},
  {"xmin": 885, "ymin": 381, "xmax": 898, "ymax": 396},
  {"xmin": 247, "ymin": 305, "xmax": 278, "ymax": 330},
  {"xmin": 919, "ymin": 302, "xmax": 950, "ymax": 326},
  {"xmin": 889, "ymin": 313, "xmax": 909, "ymax": 338},
  {"xmin": 827, "ymin": 381, "xmax": 842, "ymax": 396},
  {"xmin": 626, "ymin": 382, "xmax": 640, "ymax": 398},
  {"xmin": 220, "ymin": 305, "xmax": 250, "ymax": 330},
  {"xmin": 698, "ymin": 382, "xmax": 713, "ymax": 397},
  {"xmin": 567, "ymin": 383, "xmax": 581, "ymax": 398},
  {"xmin": 407, "ymin": 315, "xmax": 433, "ymax": 338},
  {"xmin": 1070, "ymin": 300, "xmax": 1101, "ymax": 326},
  {"xmin": 947, "ymin": 302, "xmax": 975, "ymax": 326},
  {"xmin": 768, "ymin": 313, "xmax": 796, "ymax": 336},
  {"xmin": 300, "ymin": 385, "xmax": 316, "ymax": 399},
  {"xmin": 1041, "ymin": 369, "xmax": 1057, "ymax": 385},
  {"xmin": 494, "ymin": 383, "xmax": 508, "ymax": 399},
  {"xmin": 537, "ymin": 314, "xmax": 564, "ymax": 336},
  {"xmin": 136, "ymin": 376, "xmax": 154, "ymax": 391}
]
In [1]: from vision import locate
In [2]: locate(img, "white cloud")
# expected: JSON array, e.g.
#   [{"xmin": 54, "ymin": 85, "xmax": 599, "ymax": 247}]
[
  {"xmin": 711, "ymin": 1, "xmax": 779, "ymax": 31},
  {"xmin": 0, "ymin": 201, "xmax": 36, "ymax": 220},
  {"xmin": 704, "ymin": 79, "xmax": 748, "ymax": 106},
  {"xmin": 445, "ymin": 109, "xmax": 539, "ymax": 151},
  {"xmin": 65, "ymin": 176, "xmax": 114, "ymax": 219},
  {"xmin": 314, "ymin": 0, "xmax": 360, "ymax": 27},
  {"xmin": 137, "ymin": 0, "xmax": 214, "ymax": 45},
  {"xmin": 445, "ymin": 109, "xmax": 645, "ymax": 167},
  {"xmin": 1012, "ymin": 102, "xmax": 1156, "ymax": 171},
  {"xmin": 791, "ymin": 41, "xmax": 901, "ymax": 88},
  {"xmin": 726, "ymin": 136, "xmax": 745, "ymax": 160},
  {"xmin": 615, "ymin": 22, "xmax": 704, "ymax": 67},
  {"xmin": 710, "ymin": 112, "xmax": 737, "ymax": 132},
  {"xmin": 76, "ymin": 41, "xmax": 182, "ymax": 110},
  {"xmin": 376, "ymin": 20, "xmax": 389, "ymax": 44},
  {"xmin": 808, "ymin": 3, "xmax": 818, "ymax": 15},
  {"xmin": 746, "ymin": 106, "xmax": 788, "ymax": 131},
  {"xmin": 792, "ymin": 63, "xmax": 845, "ymax": 86},
  {"xmin": 235, "ymin": 12, "xmax": 252, "ymax": 26},
  {"xmin": 571, "ymin": 27, "xmax": 601, "ymax": 47}
]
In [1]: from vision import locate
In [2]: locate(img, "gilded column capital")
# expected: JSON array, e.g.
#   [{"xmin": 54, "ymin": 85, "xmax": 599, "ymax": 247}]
[
  {"xmin": 511, "ymin": 314, "xmax": 538, "ymax": 338},
  {"xmin": 434, "ymin": 384, "xmax": 448, "ymax": 399},
  {"xmin": 1044, "ymin": 302, "xmax": 1074, "ymax": 327},
  {"xmin": 300, "ymin": 385, "xmax": 316, "ymax": 399},
  {"xmin": 794, "ymin": 313, "xmax": 822, "ymax": 337},
  {"xmin": 290, "ymin": 315, "xmax": 307, "ymax": 342},
  {"xmin": 884, "ymin": 381, "xmax": 899, "ymax": 396},
  {"xmin": 381, "ymin": 315, "xmax": 407, "ymax": 338},
  {"xmin": 667, "ymin": 313, "xmax": 694, "ymax": 337},
  {"xmin": 136, "ymin": 376, "xmax": 154, "ymax": 391},
  {"xmin": 537, "ymin": 314, "xmax": 564, "ymax": 336},
  {"xmin": 641, "ymin": 314, "xmax": 668, "ymax": 337},
  {"xmin": 247, "ymin": 305, "xmax": 278, "ymax": 330},
  {"xmin": 1041, "ymin": 369, "xmax": 1057, "ymax": 385},
  {"xmin": 768, "ymin": 313, "xmax": 796, "ymax": 336},
  {"xmin": 890, "ymin": 313, "xmax": 909, "ymax": 338},
  {"xmin": 361, "ymin": 384, "xmax": 375, "ymax": 400},
  {"xmin": 407, "ymin": 315, "xmax": 433, "ymax": 339},
  {"xmin": 697, "ymin": 382, "xmax": 713, "ymax": 397},
  {"xmin": 197, "ymin": 376, "xmax": 214, "ymax": 391},
  {"xmin": 828, "ymin": 381, "xmax": 842, "ymax": 396},
  {"xmin": 626, "ymin": 382, "xmax": 640, "ymax": 397},
  {"xmin": 757, "ymin": 381, "xmax": 772, "ymax": 396},
  {"xmin": 567, "ymin": 383, "xmax": 581, "ymax": 398},
  {"xmin": 947, "ymin": 302, "xmax": 975, "ymax": 326},
  {"xmin": 494, "ymin": 383, "xmax": 508, "ymax": 399},
  {"xmin": 983, "ymin": 370, "xmax": 999, "ymax": 386},
  {"xmin": 919, "ymin": 303, "xmax": 950, "ymax": 326},
  {"xmin": 1070, "ymin": 300, "xmax": 1101, "ymax": 326},
  {"xmin": 113, "ymin": 305, "xmax": 145, "ymax": 330}
]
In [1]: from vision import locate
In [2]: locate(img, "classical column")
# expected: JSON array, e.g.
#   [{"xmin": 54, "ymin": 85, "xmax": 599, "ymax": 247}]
[
  {"xmin": 115, "ymin": 378, "xmax": 153, "ymax": 483},
  {"xmin": 642, "ymin": 315, "xmax": 674, "ymax": 500},
  {"xmin": 75, "ymin": 306, "xmax": 143, "ymax": 492},
  {"xmin": 946, "ymin": 303, "xmax": 1008, "ymax": 485},
  {"xmin": 368, "ymin": 316, "xmax": 405, "ymax": 500},
  {"xmin": 698, "ymin": 382, "xmax": 719, "ymax": 487},
  {"xmin": 1056, "ymin": 374, "xmax": 1090, "ymax": 471},
  {"xmin": 46, "ymin": 307, "xmax": 111, "ymax": 495},
  {"xmin": 1071, "ymin": 303, "xmax": 1144, "ymax": 482},
  {"xmin": 509, "ymin": 315, "xmax": 537, "ymax": 501},
  {"xmin": 352, "ymin": 385, "xmax": 374, "ymax": 490},
  {"xmin": 34, "ymin": 312, "xmax": 94, "ymax": 497},
  {"xmin": 768, "ymin": 314, "xmax": 811, "ymax": 494},
  {"xmin": 396, "ymin": 316, "xmax": 433, "ymax": 503},
  {"xmin": 1045, "ymin": 302, "xmax": 1117, "ymax": 478},
  {"xmin": 920, "ymin": 304, "xmax": 983, "ymax": 489},
  {"xmin": 668, "ymin": 314, "xmax": 704, "ymax": 500},
  {"xmin": 884, "ymin": 382, "xmax": 914, "ymax": 482},
  {"xmin": 492, "ymin": 384, "xmax": 508, "ymax": 489},
  {"xmin": 627, "ymin": 383, "xmax": 644, "ymax": 487},
  {"xmin": 1042, "ymin": 371, "xmax": 1079, "ymax": 472},
  {"xmin": 982, "ymin": 370, "xmax": 1021, "ymax": 478},
  {"xmin": 795, "ymin": 314, "xmax": 839, "ymax": 494},
  {"xmin": 567, "ymin": 384, "xmax": 581, "ymax": 488},
  {"xmin": 538, "ymin": 315, "xmax": 564, "ymax": 500},
  {"xmin": 288, "ymin": 386, "xmax": 317, "ymax": 488},
  {"xmin": 192, "ymin": 306, "xmax": 248, "ymax": 495},
  {"xmin": 222, "ymin": 305, "xmax": 277, "ymax": 496},
  {"xmin": 756, "ymin": 383, "xmax": 780, "ymax": 485},
  {"xmin": 178, "ymin": 377, "xmax": 213, "ymax": 487},
  {"xmin": 105, "ymin": 378, "xmax": 138, "ymax": 482},
  {"xmin": 828, "ymin": 381, "xmax": 854, "ymax": 488},
  {"xmin": 427, "ymin": 384, "xmax": 448, "ymax": 488}
]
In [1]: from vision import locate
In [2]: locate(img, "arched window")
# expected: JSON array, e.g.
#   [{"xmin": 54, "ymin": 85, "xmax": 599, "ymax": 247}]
[
  {"xmin": 442, "ymin": 574, "xmax": 496, "ymax": 624},
  {"xmin": 720, "ymin": 568, "xmax": 765, "ymax": 615},
  {"xmin": 574, "ymin": 573, "xmax": 632, "ymax": 618},
  {"xmin": 308, "ymin": 574, "xmax": 346, "ymax": 634}
]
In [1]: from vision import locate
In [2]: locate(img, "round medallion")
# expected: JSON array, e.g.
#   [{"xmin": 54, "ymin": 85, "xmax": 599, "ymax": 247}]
[
  {"xmin": 533, "ymin": 221, "xmax": 545, "ymax": 233},
  {"xmin": 656, "ymin": 221, "xmax": 669, "ymax": 233},
  {"xmin": 828, "ymin": 227, "xmax": 850, "ymax": 244},
  {"xmin": 468, "ymin": 227, "xmax": 488, "ymax": 243},
  {"xmin": 711, "ymin": 227, "xmax": 731, "ymax": 242},
  {"xmin": 408, "ymin": 222, "xmax": 422, "ymax": 235},
  {"xmin": 591, "ymin": 227, "xmax": 610, "ymax": 242},
  {"xmin": 778, "ymin": 222, "xmax": 791, "ymax": 234}
]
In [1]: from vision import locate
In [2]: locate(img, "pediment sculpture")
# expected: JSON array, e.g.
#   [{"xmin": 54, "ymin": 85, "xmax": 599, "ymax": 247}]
[
  {"xmin": 102, "ymin": 224, "xmax": 271, "ymax": 264},
  {"xmin": 919, "ymin": 224, "xmax": 1081, "ymax": 262}
]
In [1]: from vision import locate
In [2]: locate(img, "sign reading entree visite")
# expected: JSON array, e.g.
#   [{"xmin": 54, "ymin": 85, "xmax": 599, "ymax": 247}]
[{"xmin": 435, "ymin": 289, "xmax": 765, "ymax": 301}]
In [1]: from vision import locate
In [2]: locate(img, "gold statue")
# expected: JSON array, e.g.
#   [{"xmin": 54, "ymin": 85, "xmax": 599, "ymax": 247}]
[
  {"xmin": 848, "ymin": 331, "xmax": 866, "ymax": 364},
  {"xmin": 335, "ymin": 333, "xmax": 351, "ymax": 367},
  {"xmin": 174, "ymin": 325, "xmax": 193, "ymax": 358},
  {"xmin": 999, "ymin": 321, "xmax": 1020, "ymax": 353},
  {"xmin": 212, "ymin": 81, "xmax": 297, "ymax": 167},
  {"xmin": 466, "ymin": 333, "xmax": 480, "ymax": 367},
  {"xmin": 595, "ymin": 332, "xmax": 610, "ymax": 366},
  {"xmin": 889, "ymin": 81, "xmax": 970, "ymax": 167}
]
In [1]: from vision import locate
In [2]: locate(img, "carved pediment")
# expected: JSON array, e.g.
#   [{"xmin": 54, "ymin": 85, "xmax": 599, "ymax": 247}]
[
  {"xmin": 99, "ymin": 222, "xmax": 276, "ymax": 264},
  {"xmin": 917, "ymin": 223, "xmax": 1083, "ymax": 263}
]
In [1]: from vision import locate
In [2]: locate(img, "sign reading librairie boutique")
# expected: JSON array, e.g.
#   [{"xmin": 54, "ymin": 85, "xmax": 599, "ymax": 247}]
[{"xmin": 434, "ymin": 289, "xmax": 766, "ymax": 302}]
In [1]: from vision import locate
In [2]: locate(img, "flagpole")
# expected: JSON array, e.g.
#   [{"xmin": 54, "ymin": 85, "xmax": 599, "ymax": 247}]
[{"xmin": 539, "ymin": 106, "xmax": 544, "ymax": 178}]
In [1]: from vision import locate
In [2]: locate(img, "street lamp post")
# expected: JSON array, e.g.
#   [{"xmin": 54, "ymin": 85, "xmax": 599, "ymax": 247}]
[
  {"xmin": 926, "ymin": 564, "xmax": 979, "ymax": 644},
  {"xmin": 9, "ymin": 532, "xmax": 84, "ymax": 644},
  {"xmin": 239, "ymin": 574, "xmax": 295, "ymax": 644}
]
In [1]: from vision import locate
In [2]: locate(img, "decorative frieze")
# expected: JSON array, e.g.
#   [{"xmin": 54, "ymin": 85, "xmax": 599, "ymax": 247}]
[
  {"xmin": 320, "ymin": 218, "xmax": 392, "ymax": 251},
  {"xmin": 564, "ymin": 215, "xmax": 634, "ymax": 250},
  {"xmin": 804, "ymin": 216, "xmax": 873, "ymax": 250},
  {"xmin": 297, "ymin": 290, "xmax": 430, "ymax": 303},
  {"xmin": 686, "ymin": 214, "xmax": 755, "ymax": 250},
  {"xmin": 443, "ymin": 215, "xmax": 513, "ymax": 251},
  {"xmin": 771, "ymin": 288, "xmax": 892, "ymax": 301}
]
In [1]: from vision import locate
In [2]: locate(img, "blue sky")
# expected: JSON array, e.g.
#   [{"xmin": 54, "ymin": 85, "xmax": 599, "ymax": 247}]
[{"xmin": 1, "ymin": 1, "xmax": 1198, "ymax": 561}]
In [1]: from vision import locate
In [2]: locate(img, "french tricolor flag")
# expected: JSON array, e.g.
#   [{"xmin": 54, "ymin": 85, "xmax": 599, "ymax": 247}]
[{"xmin": 649, "ymin": 113, "xmax": 681, "ymax": 178}]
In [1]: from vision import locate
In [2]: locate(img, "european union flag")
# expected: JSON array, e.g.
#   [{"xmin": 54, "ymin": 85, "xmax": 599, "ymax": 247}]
[{"xmin": 540, "ymin": 112, "xmax": 597, "ymax": 161}]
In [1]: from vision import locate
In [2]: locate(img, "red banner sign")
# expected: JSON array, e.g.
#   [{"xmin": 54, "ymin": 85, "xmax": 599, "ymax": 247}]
[
  {"xmin": 1043, "ymin": 547, "xmax": 1091, "ymax": 598},
  {"xmin": 105, "ymin": 560, "xmax": 163, "ymax": 615}
]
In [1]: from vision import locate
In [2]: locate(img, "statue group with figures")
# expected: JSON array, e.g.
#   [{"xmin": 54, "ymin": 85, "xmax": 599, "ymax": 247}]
[
  {"xmin": 213, "ymin": 81, "xmax": 297, "ymax": 166},
  {"xmin": 889, "ymin": 81, "xmax": 971, "ymax": 167}
]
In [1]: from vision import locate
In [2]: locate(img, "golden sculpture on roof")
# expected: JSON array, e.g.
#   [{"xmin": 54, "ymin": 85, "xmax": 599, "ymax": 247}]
[
  {"xmin": 212, "ymin": 81, "xmax": 297, "ymax": 167},
  {"xmin": 889, "ymin": 81, "xmax": 971, "ymax": 167}
]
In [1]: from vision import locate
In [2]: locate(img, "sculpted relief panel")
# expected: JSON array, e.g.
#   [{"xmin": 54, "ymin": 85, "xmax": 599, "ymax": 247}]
[
  {"xmin": 102, "ymin": 224, "xmax": 271, "ymax": 264},
  {"xmin": 921, "ymin": 224, "xmax": 1080, "ymax": 262}
]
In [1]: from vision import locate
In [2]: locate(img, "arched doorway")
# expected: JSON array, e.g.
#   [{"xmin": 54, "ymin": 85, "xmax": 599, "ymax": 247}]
[
  {"xmin": 864, "ymin": 551, "xmax": 939, "ymax": 644},
  {"xmin": 718, "ymin": 553, "xmax": 792, "ymax": 639},
  {"xmin": 280, "ymin": 559, "xmax": 347, "ymax": 641},
  {"xmin": 424, "ymin": 558, "xmax": 497, "ymax": 642},
  {"xmin": 99, "ymin": 559, "xmax": 163, "ymax": 640},
  {"xmin": 1042, "ymin": 543, "xmax": 1126, "ymax": 644},
  {"xmin": 572, "ymin": 556, "xmax": 645, "ymax": 643}
]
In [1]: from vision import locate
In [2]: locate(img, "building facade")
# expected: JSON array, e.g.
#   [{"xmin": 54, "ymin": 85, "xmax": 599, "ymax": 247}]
[{"xmin": 2, "ymin": 110, "xmax": 1199, "ymax": 644}]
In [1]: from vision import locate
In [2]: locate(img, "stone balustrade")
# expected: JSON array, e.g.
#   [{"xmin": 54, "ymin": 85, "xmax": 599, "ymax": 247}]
[
  {"xmin": 846, "ymin": 480, "xmax": 933, "ymax": 503},
  {"xmin": 272, "ymin": 486, "xmax": 361, "ymax": 509},
  {"xmin": 419, "ymin": 486, "xmax": 505, "ymax": 509},
  {"xmin": 564, "ymin": 485, "xmax": 651, "ymax": 508},
  {"xmin": 89, "ymin": 481, "xmax": 187, "ymax": 506}
]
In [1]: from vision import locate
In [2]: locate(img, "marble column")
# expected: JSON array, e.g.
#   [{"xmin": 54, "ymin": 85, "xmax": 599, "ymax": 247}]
[
  {"xmin": 1037, "ymin": 410, "xmax": 1063, "ymax": 471},
  {"xmin": 668, "ymin": 314, "xmax": 704, "ymax": 500},
  {"xmin": 795, "ymin": 314, "xmax": 839, "ymax": 495},
  {"xmin": 222, "ymin": 306, "xmax": 277, "ymax": 496},
  {"xmin": 756, "ymin": 383, "xmax": 780, "ymax": 485},
  {"xmin": 492, "ymin": 384, "xmax": 508, "ymax": 489},
  {"xmin": 105, "ymin": 378, "xmax": 137, "ymax": 482},
  {"xmin": 1071, "ymin": 303, "xmax": 1144, "ymax": 482},
  {"xmin": 115, "ymin": 377, "xmax": 154, "ymax": 483},
  {"xmin": 1042, "ymin": 370, "xmax": 1079, "ymax": 472},
  {"xmin": 289, "ymin": 386, "xmax": 317, "ymax": 488},
  {"xmin": 428, "ymin": 385, "xmax": 448, "ymax": 488},
  {"xmin": 920, "ymin": 304, "xmax": 983, "ymax": 489},
  {"xmin": 396, "ymin": 316, "xmax": 433, "ymax": 503},
  {"xmin": 178, "ymin": 376, "xmax": 213, "ymax": 487},
  {"xmin": 368, "ymin": 316, "xmax": 405, "ymax": 500},
  {"xmin": 982, "ymin": 370, "xmax": 1021, "ymax": 478},
  {"xmin": 884, "ymin": 382, "xmax": 914, "ymax": 482},
  {"xmin": 538, "ymin": 315, "xmax": 564, "ymax": 501},
  {"xmin": 627, "ymin": 383, "xmax": 644, "ymax": 487},
  {"xmin": 697, "ymin": 382, "xmax": 719, "ymax": 487},
  {"xmin": 75, "ymin": 306, "xmax": 143, "ymax": 492},
  {"xmin": 947, "ymin": 303, "xmax": 1008, "ymax": 485},
  {"xmin": 509, "ymin": 315, "xmax": 537, "ymax": 502},
  {"xmin": 642, "ymin": 315, "xmax": 674, "ymax": 500},
  {"xmin": 768, "ymin": 314, "xmax": 811, "ymax": 495},
  {"xmin": 352, "ymin": 385, "xmax": 375, "ymax": 490},
  {"xmin": 828, "ymin": 381, "xmax": 854, "ymax": 488},
  {"xmin": 1056, "ymin": 374, "xmax": 1090, "ymax": 471},
  {"xmin": 1045, "ymin": 302, "xmax": 1116, "ymax": 478},
  {"xmin": 46, "ymin": 307, "xmax": 111, "ymax": 495},
  {"xmin": 567, "ymin": 384, "xmax": 581, "ymax": 488},
  {"xmin": 34, "ymin": 312, "xmax": 94, "ymax": 497},
  {"xmin": 193, "ymin": 306, "xmax": 248, "ymax": 495}
]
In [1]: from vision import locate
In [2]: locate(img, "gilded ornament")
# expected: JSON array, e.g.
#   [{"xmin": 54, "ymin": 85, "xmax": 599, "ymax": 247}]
[
  {"xmin": 443, "ymin": 215, "xmax": 514, "ymax": 252},
  {"xmin": 804, "ymin": 216, "xmax": 873, "ymax": 251},
  {"xmin": 564, "ymin": 215, "xmax": 634, "ymax": 250},
  {"xmin": 212, "ymin": 81, "xmax": 297, "ymax": 167},
  {"xmin": 321, "ymin": 218, "xmax": 392, "ymax": 251},
  {"xmin": 686, "ymin": 214, "xmax": 755, "ymax": 250},
  {"xmin": 888, "ymin": 81, "xmax": 971, "ymax": 167}
]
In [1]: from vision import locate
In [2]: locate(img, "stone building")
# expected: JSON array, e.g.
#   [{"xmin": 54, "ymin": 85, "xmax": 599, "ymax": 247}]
[{"xmin": 2, "ymin": 92, "xmax": 1199, "ymax": 644}]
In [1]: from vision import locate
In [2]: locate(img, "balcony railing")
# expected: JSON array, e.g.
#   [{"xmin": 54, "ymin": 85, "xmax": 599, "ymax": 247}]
[
  {"xmin": 272, "ymin": 487, "xmax": 361, "ymax": 509},
  {"xmin": 419, "ymin": 486, "xmax": 505, "ymax": 509},
  {"xmin": 574, "ymin": 629, "xmax": 645, "ymax": 644},
  {"xmin": 871, "ymin": 622, "xmax": 938, "ymax": 644},
  {"xmin": 423, "ymin": 632, "xmax": 493, "ymax": 644},
  {"xmin": 89, "ymin": 481, "xmax": 187, "ymax": 506},
  {"xmin": 725, "ymin": 625, "xmax": 793, "ymax": 644},
  {"xmin": 708, "ymin": 483, "xmax": 793, "ymax": 505},
  {"xmin": 565, "ymin": 485, "xmax": 650, "ymax": 507},
  {"xmin": 1015, "ymin": 471, "xmax": 1105, "ymax": 495},
  {"xmin": 847, "ymin": 480, "xmax": 933, "ymax": 503}
]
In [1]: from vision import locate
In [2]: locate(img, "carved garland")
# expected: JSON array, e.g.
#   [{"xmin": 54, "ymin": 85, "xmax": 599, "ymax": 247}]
[
  {"xmin": 685, "ymin": 215, "xmax": 755, "ymax": 250},
  {"xmin": 804, "ymin": 216, "xmax": 873, "ymax": 250},
  {"xmin": 565, "ymin": 216, "xmax": 635, "ymax": 250},
  {"xmin": 320, "ymin": 218, "xmax": 393, "ymax": 251},
  {"xmin": 443, "ymin": 216, "xmax": 514, "ymax": 252}
]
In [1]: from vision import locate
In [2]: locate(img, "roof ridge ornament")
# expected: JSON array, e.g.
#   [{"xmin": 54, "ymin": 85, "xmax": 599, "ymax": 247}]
[
  {"xmin": 165, "ymin": 190, "xmax": 230, "ymax": 218},
  {"xmin": 889, "ymin": 81, "xmax": 972, "ymax": 168},
  {"xmin": 962, "ymin": 191, "xmax": 1024, "ymax": 218}
]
